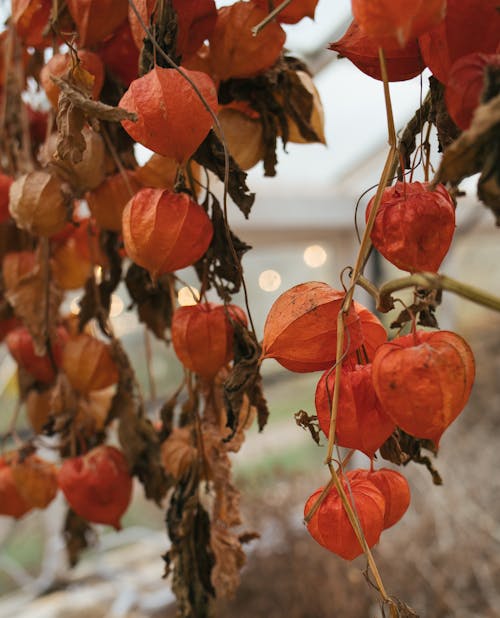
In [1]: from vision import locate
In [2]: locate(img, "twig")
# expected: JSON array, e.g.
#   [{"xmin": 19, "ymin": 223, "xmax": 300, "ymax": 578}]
[{"xmin": 252, "ymin": 0, "xmax": 293, "ymax": 35}]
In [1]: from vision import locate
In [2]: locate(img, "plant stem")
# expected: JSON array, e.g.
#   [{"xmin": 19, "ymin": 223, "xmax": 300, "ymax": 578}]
[{"xmin": 252, "ymin": 0, "xmax": 294, "ymax": 36}]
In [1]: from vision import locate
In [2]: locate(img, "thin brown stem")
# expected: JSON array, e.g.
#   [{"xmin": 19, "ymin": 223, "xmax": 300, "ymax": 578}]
[{"xmin": 252, "ymin": 0, "xmax": 293, "ymax": 35}]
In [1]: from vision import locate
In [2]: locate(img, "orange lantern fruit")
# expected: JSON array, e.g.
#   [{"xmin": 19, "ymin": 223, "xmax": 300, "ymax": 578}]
[
  {"xmin": 419, "ymin": 0, "xmax": 500, "ymax": 84},
  {"xmin": 96, "ymin": 21, "xmax": 140, "ymax": 87},
  {"xmin": 304, "ymin": 477, "xmax": 385, "ymax": 560},
  {"xmin": 330, "ymin": 20, "xmax": 425, "ymax": 82},
  {"xmin": 66, "ymin": 0, "xmax": 129, "ymax": 48},
  {"xmin": 315, "ymin": 364, "xmax": 395, "ymax": 457},
  {"xmin": 119, "ymin": 66, "xmax": 218, "ymax": 163},
  {"xmin": 372, "ymin": 330, "xmax": 475, "ymax": 444},
  {"xmin": 62, "ymin": 334, "xmax": 119, "ymax": 394},
  {"xmin": 0, "ymin": 456, "xmax": 32, "ymax": 519},
  {"xmin": 261, "ymin": 282, "xmax": 363, "ymax": 373},
  {"xmin": 173, "ymin": 0, "xmax": 217, "ymax": 57},
  {"xmin": 12, "ymin": 0, "xmax": 52, "ymax": 48},
  {"xmin": 352, "ymin": 0, "xmax": 446, "ymax": 48},
  {"xmin": 2, "ymin": 250, "xmax": 37, "ymax": 291},
  {"xmin": 366, "ymin": 181, "xmax": 456, "ymax": 273},
  {"xmin": 209, "ymin": 2, "xmax": 286, "ymax": 81},
  {"xmin": 347, "ymin": 468, "xmax": 411, "ymax": 529},
  {"xmin": 171, "ymin": 303, "xmax": 247, "ymax": 378},
  {"xmin": 58, "ymin": 445, "xmax": 133, "ymax": 530},
  {"xmin": 353, "ymin": 302, "xmax": 388, "ymax": 362},
  {"xmin": 10, "ymin": 453, "xmax": 58, "ymax": 509},
  {"xmin": 253, "ymin": 0, "xmax": 319, "ymax": 24},
  {"xmin": 122, "ymin": 188, "xmax": 213, "ymax": 280},
  {"xmin": 86, "ymin": 171, "xmax": 140, "ymax": 232},
  {"xmin": 0, "ymin": 173, "xmax": 13, "ymax": 223}
]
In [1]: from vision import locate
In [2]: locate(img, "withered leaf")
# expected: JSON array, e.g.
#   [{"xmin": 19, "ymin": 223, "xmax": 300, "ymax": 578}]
[
  {"xmin": 139, "ymin": 1, "xmax": 181, "ymax": 75},
  {"xmin": 193, "ymin": 130, "xmax": 255, "ymax": 217},
  {"xmin": 429, "ymin": 76, "xmax": 461, "ymax": 155},
  {"xmin": 125, "ymin": 264, "xmax": 173, "ymax": 339},
  {"xmin": 64, "ymin": 508, "xmax": 97, "ymax": 568},
  {"xmin": 210, "ymin": 523, "xmax": 246, "ymax": 600},
  {"xmin": 382, "ymin": 597, "xmax": 420, "ymax": 618},
  {"xmin": 294, "ymin": 409, "xmax": 321, "ymax": 446}
]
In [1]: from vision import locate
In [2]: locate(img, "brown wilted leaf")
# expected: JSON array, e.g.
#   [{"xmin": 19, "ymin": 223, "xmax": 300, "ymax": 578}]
[
  {"xmin": 210, "ymin": 523, "xmax": 246, "ymax": 599},
  {"xmin": 160, "ymin": 426, "xmax": 198, "ymax": 481},
  {"xmin": 64, "ymin": 508, "xmax": 97, "ymax": 567},
  {"xmin": 5, "ymin": 262, "xmax": 63, "ymax": 356},
  {"xmin": 382, "ymin": 597, "xmax": 420, "ymax": 617},
  {"xmin": 294, "ymin": 409, "xmax": 321, "ymax": 445}
]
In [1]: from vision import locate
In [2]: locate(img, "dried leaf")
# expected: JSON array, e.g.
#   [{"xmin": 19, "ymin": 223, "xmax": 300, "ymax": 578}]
[
  {"xmin": 382, "ymin": 597, "xmax": 420, "ymax": 618},
  {"xmin": 294, "ymin": 409, "xmax": 321, "ymax": 445},
  {"xmin": 210, "ymin": 523, "xmax": 246, "ymax": 599},
  {"xmin": 63, "ymin": 508, "xmax": 97, "ymax": 567}
]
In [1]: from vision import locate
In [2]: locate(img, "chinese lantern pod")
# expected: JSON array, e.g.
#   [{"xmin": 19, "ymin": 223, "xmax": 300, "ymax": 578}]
[
  {"xmin": 419, "ymin": 0, "xmax": 500, "ymax": 84},
  {"xmin": 330, "ymin": 20, "xmax": 425, "ymax": 82},
  {"xmin": 261, "ymin": 282, "xmax": 363, "ymax": 373},
  {"xmin": 128, "ymin": 0, "xmax": 155, "ymax": 49},
  {"xmin": 173, "ymin": 0, "xmax": 217, "ymax": 57},
  {"xmin": 132, "ymin": 154, "xmax": 181, "ymax": 190},
  {"xmin": 62, "ymin": 334, "xmax": 119, "ymax": 394},
  {"xmin": 348, "ymin": 468, "xmax": 410, "ymax": 529},
  {"xmin": 52, "ymin": 239, "xmax": 92, "ymax": 290},
  {"xmin": 96, "ymin": 21, "xmax": 139, "ymax": 87},
  {"xmin": 26, "ymin": 389, "xmax": 53, "ymax": 434},
  {"xmin": 217, "ymin": 107, "xmax": 265, "ymax": 171},
  {"xmin": 209, "ymin": 2, "xmax": 286, "ymax": 81},
  {"xmin": 304, "ymin": 478, "xmax": 386, "ymax": 560},
  {"xmin": 171, "ymin": 303, "xmax": 247, "ymax": 378},
  {"xmin": 285, "ymin": 71, "xmax": 326, "ymax": 145},
  {"xmin": 119, "ymin": 66, "xmax": 218, "ymax": 164},
  {"xmin": 40, "ymin": 51, "xmax": 105, "ymax": 107},
  {"xmin": 445, "ymin": 53, "xmax": 500, "ymax": 130},
  {"xmin": 366, "ymin": 181, "xmax": 456, "ymax": 273},
  {"xmin": 58, "ymin": 445, "xmax": 133, "ymax": 530},
  {"xmin": 10, "ymin": 453, "xmax": 58, "ymax": 509},
  {"xmin": 11, "ymin": 0, "xmax": 52, "ymax": 48},
  {"xmin": 122, "ymin": 188, "xmax": 213, "ymax": 279},
  {"xmin": 0, "ymin": 317, "xmax": 20, "ymax": 343},
  {"xmin": 0, "ymin": 173, "xmax": 13, "ymax": 223},
  {"xmin": 372, "ymin": 330, "xmax": 475, "ymax": 444},
  {"xmin": 6, "ymin": 326, "xmax": 68, "ymax": 384},
  {"xmin": 66, "ymin": 0, "xmax": 129, "ymax": 47},
  {"xmin": 9, "ymin": 171, "xmax": 69, "ymax": 237},
  {"xmin": 2, "ymin": 250, "xmax": 37, "ymax": 291},
  {"xmin": 353, "ymin": 302, "xmax": 388, "ymax": 362},
  {"xmin": 253, "ymin": 0, "xmax": 319, "ymax": 24},
  {"xmin": 0, "ymin": 457, "xmax": 32, "ymax": 519},
  {"xmin": 161, "ymin": 427, "xmax": 198, "ymax": 480},
  {"xmin": 315, "ymin": 364, "xmax": 395, "ymax": 457},
  {"xmin": 351, "ymin": 0, "xmax": 446, "ymax": 48},
  {"xmin": 86, "ymin": 171, "xmax": 140, "ymax": 232}
]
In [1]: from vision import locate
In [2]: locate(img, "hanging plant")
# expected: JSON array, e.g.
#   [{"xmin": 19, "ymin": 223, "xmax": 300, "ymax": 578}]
[{"xmin": 253, "ymin": 0, "xmax": 319, "ymax": 24}]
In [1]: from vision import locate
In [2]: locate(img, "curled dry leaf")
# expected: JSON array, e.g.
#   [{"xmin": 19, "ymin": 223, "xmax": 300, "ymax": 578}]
[
  {"xmin": 161, "ymin": 427, "xmax": 198, "ymax": 480},
  {"xmin": 210, "ymin": 522, "xmax": 246, "ymax": 599}
]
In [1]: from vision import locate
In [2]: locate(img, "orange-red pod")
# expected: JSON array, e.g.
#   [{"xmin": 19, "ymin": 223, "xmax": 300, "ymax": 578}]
[
  {"xmin": 209, "ymin": 2, "xmax": 286, "ymax": 81},
  {"xmin": 419, "ymin": 0, "xmax": 500, "ymax": 84},
  {"xmin": 304, "ymin": 478, "xmax": 385, "ymax": 560},
  {"xmin": 330, "ymin": 20, "xmax": 425, "ymax": 82},
  {"xmin": 62, "ymin": 334, "xmax": 119, "ymax": 394},
  {"xmin": 96, "ymin": 21, "xmax": 139, "ymax": 87},
  {"xmin": 171, "ymin": 303, "xmax": 247, "ymax": 378},
  {"xmin": 173, "ymin": 0, "xmax": 217, "ymax": 57},
  {"xmin": 261, "ymin": 282, "xmax": 363, "ymax": 373},
  {"xmin": 10, "ymin": 453, "xmax": 58, "ymax": 509},
  {"xmin": 0, "ymin": 318, "xmax": 20, "ymax": 343},
  {"xmin": 2, "ymin": 250, "xmax": 37, "ymax": 291},
  {"xmin": 119, "ymin": 66, "xmax": 217, "ymax": 163},
  {"xmin": 66, "ymin": 0, "xmax": 129, "ymax": 48},
  {"xmin": 86, "ymin": 171, "xmax": 140, "ymax": 232},
  {"xmin": 352, "ymin": 0, "xmax": 446, "ymax": 48},
  {"xmin": 0, "ymin": 173, "xmax": 13, "ymax": 223},
  {"xmin": 12, "ymin": 0, "xmax": 52, "ymax": 48},
  {"xmin": 6, "ymin": 326, "xmax": 68, "ymax": 384},
  {"xmin": 315, "ymin": 364, "xmax": 395, "ymax": 457},
  {"xmin": 40, "ymin": 50, "xmax": 105, "ymax": 107},
  {"xmin": 122, "ymin": 188, "xmax": 213, "ymax": 279},
  {"xmin": 372, "ymin": 330, "xmax": 475, "ymax": 444},
  {"xmin": 445, "ymin": 53, "xmax": 500, "ymax": 130},
  {"xmin": 58, "ymin": 445, "xmax": 132, "ymax": 530},
  {"xmin": 0, "ymin": 457, "xmax": 32, "ymax": 519},
  {"xmin": 347, "ymin": 468, "xmax": 411, "ymax": 530},
  {"xmin": 366, "ymin": 181, "xmax": 456, "ymax": 273},
  {"xmin": 253, "ymin": 0, "xmax": 318, "ymax": 24},
  {"xmin": 353, "ymin": 301, "xmax": 387, "ymax": 362}
]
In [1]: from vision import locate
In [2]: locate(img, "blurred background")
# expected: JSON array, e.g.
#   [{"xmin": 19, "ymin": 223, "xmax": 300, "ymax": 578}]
[{"xmin": 1, "ymin": 0, "xmax": 500, "ymax": 617}]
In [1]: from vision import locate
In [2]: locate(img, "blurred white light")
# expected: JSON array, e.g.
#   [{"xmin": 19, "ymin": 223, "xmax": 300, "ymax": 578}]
[
  {"xmin": 178, "ymin": 286, "xmax": 200, "ymax": 306},
  {"xmin": 304, "ymin": 244, "xmax": 327, "ymax": 268},
  {"xmin": 259, "ymin": 270, "xmax": 281, "ymax": 292},
  {"xmin": 94, "ymin": 265, "xmax": 103, "ymax": 284},
  {"xmin": 110, "ymin": 294, "xmax": 124, "ymax": 318},
  {"xmin": 70, "ymin": 298, "xmax": 80, "ymax": 315}
]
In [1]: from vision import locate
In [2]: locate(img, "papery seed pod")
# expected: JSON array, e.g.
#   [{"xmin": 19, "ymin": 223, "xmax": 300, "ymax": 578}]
[
  {"xmin": 2, "ymin": 250, "xmax": 37, "ymax": 291},
  {"xmin": 372, "ymin": 330, "xmax": 475, "ymax": 444},
  {"xmin": 122, "ymin": 188, "xmax": 213, "ymax": 279},
  {"xmin": 10, "ymin": 453, "xmax": 58, "ymax": 509},
  {"xmin": 347, "ymin": 468, "xmax": 411, "ymax": 529},
  {"xmin": 285, "ymin": 71, "xmax": 326, "ymax": 145},
  {"xmin": 86, "ymin": 171, "xmax": 140, "ymax": 232},
  {"xmin": 66, "ymin": 0, "xmax": 129, "ymax": 48},
  {"xmin": 0, "ymin": 173, "xmax": 13, "ymax": 223},
  {"xmin": 304, "ymin": 478, "xmax": 385, "ymax": 560},
  {"xmin": 352, "ymin": 0, "xmax": 446, "ymax": 48},
  {"xmin": 40, "ymin": 50, "xmax": 104, "ymax": 107},
  {"xmin": 261, "ymin": 282, "xmax": 363, "ymax": 373},
  {"xmin": 366, "ymin": 181, "xmax": 456, "ymax": 273},
  {"xmin": 132, "ymin": 153, "xmax": 181, "ymax": 190},
  {"xmin": 253, "ymin": 0, "xmax": 319, "ymax": 24},
  {"xmin": 209, "ymin": 2, "xmax": 286, "ymax": 81},
  {"xmin": 0, "ymin": 456, "xmax": 32, "ymax": 519},
  {"xmin": 419, "ymin": 0, "xmax": 500, "ymax": 84},
  {"xmin": 58, "ymin": 445, "xmax": 133, "ymax": 529},
  {"xmin": 353, "ymin": 302, "xmax": 388, "ymax": 362},
  {"xmin": 161, "ymin": 427, "xmax": 198, "ymax": 480},
  {"xmin": 0, "ymin": 317, "xmax": 20, "ymax": 343},
  {"xmin": 62, "ymin": 334, "xmax": 119, "ymax": 394},
  {"xmin": 217, "ymin": 107, "xmax": 264, "ymax": 170},
  {"xmin": 26, "ymin": 388, "xmax": 53, "ymax": 433},
  {"xmin": 315, "ymin": 364, "xmax": 395, "ymax": 456},
  {"xmin": 330, "ymin": 20, "xmax": 425, "ymax": 82},
  {"xmin": 11, "ymin": 0, "xmax": 52, "ymax": 48},
  {"xmin": 6, "ymin": 326, "xmax": 68, "ymax": 384},
  {"xmin": 119, "ymin": 66, "xmax": 218, "ymax": 163},
  {"xmin": 171, "ymin": 303, "xmax": 247, "ymax": 378},
  {"xmin": 96, "ymin": 21, "xmax": 139, "ymax": 87},
  {"xmin": 9, "ymin": 171, "xmax": 69, "ymax": 237}
]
